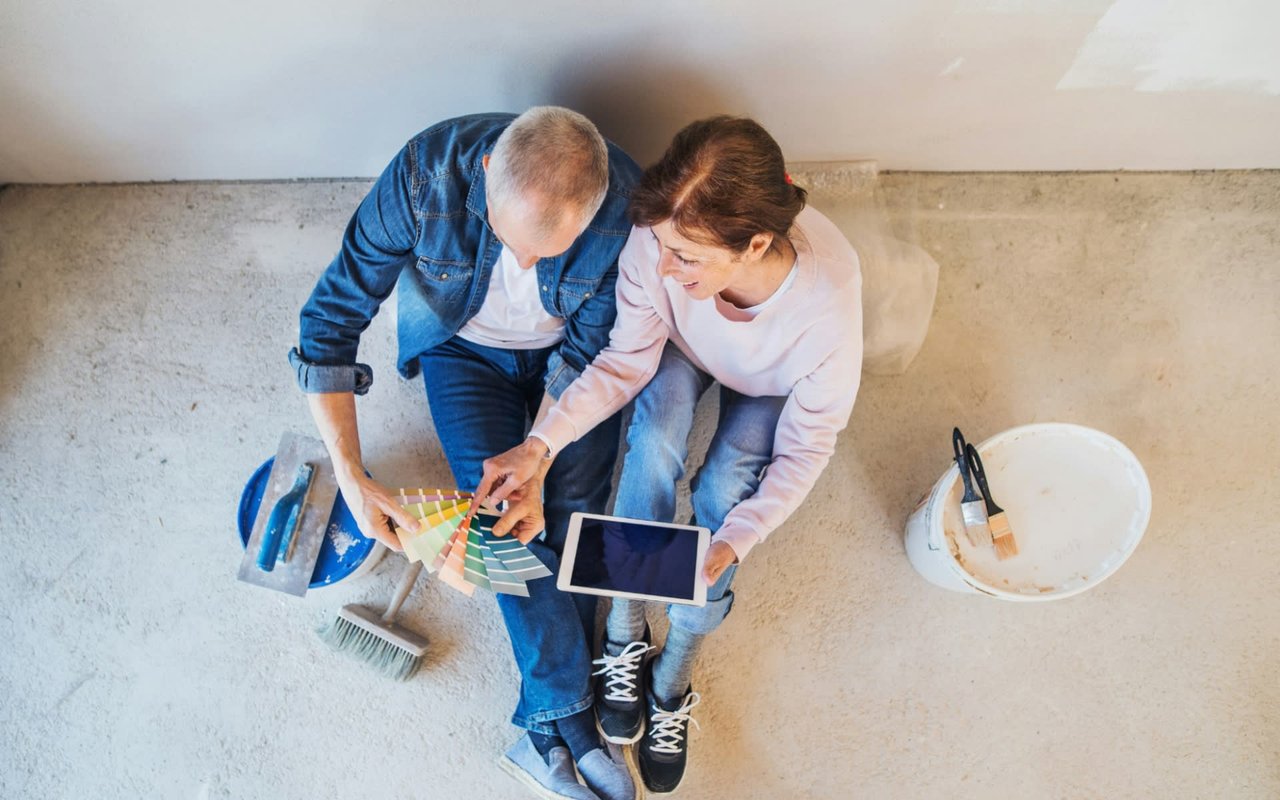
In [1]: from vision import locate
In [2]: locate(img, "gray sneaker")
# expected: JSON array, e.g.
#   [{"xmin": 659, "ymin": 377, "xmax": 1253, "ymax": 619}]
[
  {"xmin": 499, "ymin": 734, "xmax": 601, "ymax": 800},
  {"xmin": 576, "ymin": 741, "xmax": 637, "ymax": 800}
]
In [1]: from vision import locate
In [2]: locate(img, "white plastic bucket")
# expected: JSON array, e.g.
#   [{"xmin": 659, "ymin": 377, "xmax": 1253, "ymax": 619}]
[{"xmin": 904, "ymin": 423, "xmax": 1151, "ymax": 601}]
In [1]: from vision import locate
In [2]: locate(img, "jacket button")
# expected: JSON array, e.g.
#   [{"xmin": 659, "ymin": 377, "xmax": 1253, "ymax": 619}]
[
  {"xmin": 542, "ymin": 285, "xmax": 549, "ymax": 291},
  {"xmin": 584, "ymin": 292, "xmax": 592, "ymax": 298},
  {"xmin": 440, "ymin": 272, "xmax": 448, "ymax": 279}
]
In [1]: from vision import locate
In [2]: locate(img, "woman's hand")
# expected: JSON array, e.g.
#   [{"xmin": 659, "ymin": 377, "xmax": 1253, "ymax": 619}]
[
  {"xmin": 703, "ymin": 540, "xmax": 738, "ymax": 585},
  {"xmin": 335, "ymin": 468, "xmax": 420, "ymax": 551},
  {"xmin": 474, "ymin": 438, "xmax": 549, "ymax": 511}
]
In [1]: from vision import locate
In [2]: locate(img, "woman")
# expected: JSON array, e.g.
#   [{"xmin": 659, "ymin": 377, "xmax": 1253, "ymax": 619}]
[{"xmin": 476, "ymin": 116, "xmax": 863, "ymax": 794}]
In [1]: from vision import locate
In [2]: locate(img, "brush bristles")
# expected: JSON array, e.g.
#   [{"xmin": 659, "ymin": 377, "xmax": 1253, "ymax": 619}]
[
  {"xmin": 961, "ymin": 500, "xmax": 993, "ymax": 547},
  {"xmin": 989, "ymin": 512, "xmax": 1019, "ymax": 560},
  {"xmin": 319, "ymin": 612, "xmax": 426, "ymax": 681},
  {"xmin": 964, "ymin": 523, "xmax": 993, "ymax": 548}
]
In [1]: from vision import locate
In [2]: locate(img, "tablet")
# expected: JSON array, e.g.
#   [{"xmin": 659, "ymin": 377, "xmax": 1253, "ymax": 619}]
[{"xmin": 558, "ymin": 512, "xmax": 710, "ymax": 607}]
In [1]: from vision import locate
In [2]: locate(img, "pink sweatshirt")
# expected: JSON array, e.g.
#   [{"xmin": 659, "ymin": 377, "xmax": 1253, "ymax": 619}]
[{"xmin": 532, "ymin": 206, "xmax": 863, "ymax": 561}]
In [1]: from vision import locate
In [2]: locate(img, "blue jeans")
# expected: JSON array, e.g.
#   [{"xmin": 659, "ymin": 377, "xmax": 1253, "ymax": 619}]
[
  {"xmin": 420, "ymin": 336, "xmax": 622, "ymax": 734},
  {"xmin": 612, "ymin": 343, "xmax": 786, "ymax": 638}
]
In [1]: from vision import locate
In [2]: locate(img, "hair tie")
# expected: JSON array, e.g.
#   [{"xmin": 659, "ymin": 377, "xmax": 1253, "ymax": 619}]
[{"xmin": 784, "ymin": 172, "xmax": 793, "ymax": 185}]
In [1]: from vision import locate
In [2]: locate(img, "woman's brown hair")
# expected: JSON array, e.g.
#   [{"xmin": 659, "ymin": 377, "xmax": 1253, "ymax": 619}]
[{"xmin": 628, "ymin": 116, "xmax": 807, "ymax": 253}]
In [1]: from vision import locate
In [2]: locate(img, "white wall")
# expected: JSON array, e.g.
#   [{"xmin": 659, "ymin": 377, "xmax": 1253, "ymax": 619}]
[{"xmin": 2, "ymin": 0, "xmax": 1278, "ymax": 182}]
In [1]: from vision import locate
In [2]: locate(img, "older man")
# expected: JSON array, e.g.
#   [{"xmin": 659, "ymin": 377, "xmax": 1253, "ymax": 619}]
[{"xmin": 290, "ymin": 108, "xmax": 639, "ymax": 800}]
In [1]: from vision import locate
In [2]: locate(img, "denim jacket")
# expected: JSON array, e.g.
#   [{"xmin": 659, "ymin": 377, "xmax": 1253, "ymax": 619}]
[{"xmin": 290, "ymin": 113, "xmax": 640, "ymax": 399}]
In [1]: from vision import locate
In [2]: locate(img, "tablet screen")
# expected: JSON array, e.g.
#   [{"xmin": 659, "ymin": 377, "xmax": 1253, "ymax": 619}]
[{"xmin": 568, "ymin": 517, "xmax": 700, "ymax": 601}]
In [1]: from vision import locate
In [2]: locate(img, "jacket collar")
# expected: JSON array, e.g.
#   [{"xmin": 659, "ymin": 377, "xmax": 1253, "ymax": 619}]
[{"xmin": 465, "ymin": 151, "xmax": 491, "ymax": 223}]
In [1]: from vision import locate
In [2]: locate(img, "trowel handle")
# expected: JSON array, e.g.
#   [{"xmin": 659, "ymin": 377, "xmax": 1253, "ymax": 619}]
[
  {"xmin": 258, "ymin": 493, "xmax": 299, "ymax": 571},
  {"xmin": 257, "ymin": 463, "xmax": 316, "ymax": 572},
  {"xmin": 383, "ymin": 561, "xmax": 424, "ymax": 623}
]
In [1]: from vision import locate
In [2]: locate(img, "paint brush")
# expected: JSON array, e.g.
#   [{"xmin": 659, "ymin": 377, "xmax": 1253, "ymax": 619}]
[
  {"xmin": 952, "ymin": 429, "xmax": 992, "ymax": 547},
  {"xmin": 966, "ymin": 443, "xmax": 1018, "ymax": 560}
]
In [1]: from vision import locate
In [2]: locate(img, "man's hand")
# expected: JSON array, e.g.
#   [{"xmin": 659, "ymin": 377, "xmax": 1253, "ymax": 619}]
[
  {"xmin": 703, "ymin": 540, "xmax": 739, "ymax": 585},
  {"xmin": 335, "ymin": 468, "xmax": 420, "ymax": 551},
  {"xmin": 303, "ymin": 392, "xmax": 415, "ymax": 551},
  {"xmin": 490, "ymin": 477, "xmax": 546, "ymax": 544},
  {"xmin": 473, "ymin": 437, "xmax": 550, "ymax": 515}
]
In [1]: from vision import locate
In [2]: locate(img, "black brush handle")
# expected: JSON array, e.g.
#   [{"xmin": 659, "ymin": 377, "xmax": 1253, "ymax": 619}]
[
  {"xmin": 952, "ymin": 428, "xmax": 981, "ymax": 503},
  {"xmin": 966, "ymin": 443, "xmax": 1003, "ymax": 515}
]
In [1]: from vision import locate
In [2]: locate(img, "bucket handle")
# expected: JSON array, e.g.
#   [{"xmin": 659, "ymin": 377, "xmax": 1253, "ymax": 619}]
[{"xmin": 911, "ymin": 491, "xmax": 943, "ymax": 551}]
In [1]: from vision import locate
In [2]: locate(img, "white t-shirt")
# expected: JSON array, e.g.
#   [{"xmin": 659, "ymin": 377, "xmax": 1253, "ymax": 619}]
[
  {"xmin": 458, "ymin": 246, "xmax": 566, "ymax": 349},
  {"xmin": 741, "ymin": 262, "xmax": 798, "ymax": 318}
]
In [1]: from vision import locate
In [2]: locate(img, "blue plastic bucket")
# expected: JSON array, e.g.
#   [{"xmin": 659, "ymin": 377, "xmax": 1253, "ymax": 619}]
[{"xmin": 237, "ymin": 457, "xmax": 384, "ymax": 588}]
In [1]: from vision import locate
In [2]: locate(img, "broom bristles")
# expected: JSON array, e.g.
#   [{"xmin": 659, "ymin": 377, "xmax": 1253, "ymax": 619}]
[{"xmin": 319, "ymin": 605, "xmax": 428, "ymax": 681}]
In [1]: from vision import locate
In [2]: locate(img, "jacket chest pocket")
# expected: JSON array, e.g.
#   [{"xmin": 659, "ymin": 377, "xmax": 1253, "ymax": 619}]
[
  {"xmin": 415, "ymin": 256, "xmax": 474, "ymax": 301},
  {"xmin": 416, "ymin": 248, "xmax": 474, "ymax": 274},
  {"xmin": 556, "ymin": 277, "xmax": 600, "ymax": 316}
]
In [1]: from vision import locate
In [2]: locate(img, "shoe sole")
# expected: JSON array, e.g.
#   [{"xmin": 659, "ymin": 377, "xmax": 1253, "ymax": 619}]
[
  {"xmin": 497, "ymin": 754, "xmax": 590, "ymax": 800},
  {"xmin": 596, "ymin": 715, "xmax": 644, "ymax": 746}
]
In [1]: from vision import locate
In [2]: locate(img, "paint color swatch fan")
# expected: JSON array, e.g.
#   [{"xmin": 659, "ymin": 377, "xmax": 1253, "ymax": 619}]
[{"xmin": 394, "ymin": 488, "xmax": 551, "ymax": 597}]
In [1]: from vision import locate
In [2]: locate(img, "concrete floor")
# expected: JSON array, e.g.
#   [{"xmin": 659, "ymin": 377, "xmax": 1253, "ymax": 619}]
[{"xmin": 0, "ymin": 170, "xmax": 1276, "ymax": 799}]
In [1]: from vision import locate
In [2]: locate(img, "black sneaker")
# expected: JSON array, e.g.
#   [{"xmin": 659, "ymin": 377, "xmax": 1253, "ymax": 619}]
[
  {"xmin": 592, "ymin": 636, "xmax": 653, "ymax": 744},
  {"xmin": 637, "ymin": 687, "xmax": 701, "ymax": 795}
]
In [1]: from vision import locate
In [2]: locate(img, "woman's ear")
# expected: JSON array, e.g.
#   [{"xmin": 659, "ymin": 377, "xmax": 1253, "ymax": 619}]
[{"xmin": 746, "ymin": 232, "xmax": 774, "ymax": 262}]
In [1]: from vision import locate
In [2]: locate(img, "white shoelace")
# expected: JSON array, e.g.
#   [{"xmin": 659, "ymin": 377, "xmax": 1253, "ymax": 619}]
[
  {"xmin": 648, "ymin": 692, "xmax": 701, "ymax": 754},
  {"xmin": 591, "ymin": 641, "xmax": 652, "ymax": 703}
]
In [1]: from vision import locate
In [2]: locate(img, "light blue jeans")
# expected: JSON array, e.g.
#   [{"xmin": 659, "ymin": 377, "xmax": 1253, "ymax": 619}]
[{"xmin": 607, "ymin": 343, "xmax": 786, "ymax": 702}]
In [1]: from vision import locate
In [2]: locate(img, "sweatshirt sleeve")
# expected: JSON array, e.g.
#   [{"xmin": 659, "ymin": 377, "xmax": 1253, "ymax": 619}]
[
  {"xmin": 711, "ymin": 337, "xmax": 863, "ymax": 562},
  {"xmin": 530, "ymin": 227, "xmax": 670, "ymax": 452}
]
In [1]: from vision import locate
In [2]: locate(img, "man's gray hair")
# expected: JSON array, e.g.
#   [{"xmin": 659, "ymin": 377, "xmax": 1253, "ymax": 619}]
[{"xmin": 487, "ymin": 106, "xmax": 610, "ymax": 238}]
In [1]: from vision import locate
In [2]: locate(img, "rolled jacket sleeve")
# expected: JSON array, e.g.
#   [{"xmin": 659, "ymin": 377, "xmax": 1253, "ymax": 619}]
[
  {"xmin": 292, "ymin": 144, "xmax": 419, "ymax": 394},
  {"xmin": 289, "ymin": 348, "xmax": 374, "ymax": 395}
]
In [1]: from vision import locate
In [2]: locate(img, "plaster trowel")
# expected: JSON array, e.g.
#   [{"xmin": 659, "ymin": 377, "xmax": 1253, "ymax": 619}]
[{"xmin": 237, "ymin": 432, "xmax": 340, "ymax": 597}]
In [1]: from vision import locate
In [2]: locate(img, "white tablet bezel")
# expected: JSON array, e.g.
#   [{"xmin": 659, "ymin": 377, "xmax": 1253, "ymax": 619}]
[{"xmin": 559, "ymin": 512, "xmax": 710, "ymax": 607}]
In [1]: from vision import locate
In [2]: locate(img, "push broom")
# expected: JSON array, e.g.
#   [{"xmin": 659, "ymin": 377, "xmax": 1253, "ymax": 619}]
[{"xmin": 319, "ymin": 559, "xmax": 428, "ymax": 680}]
